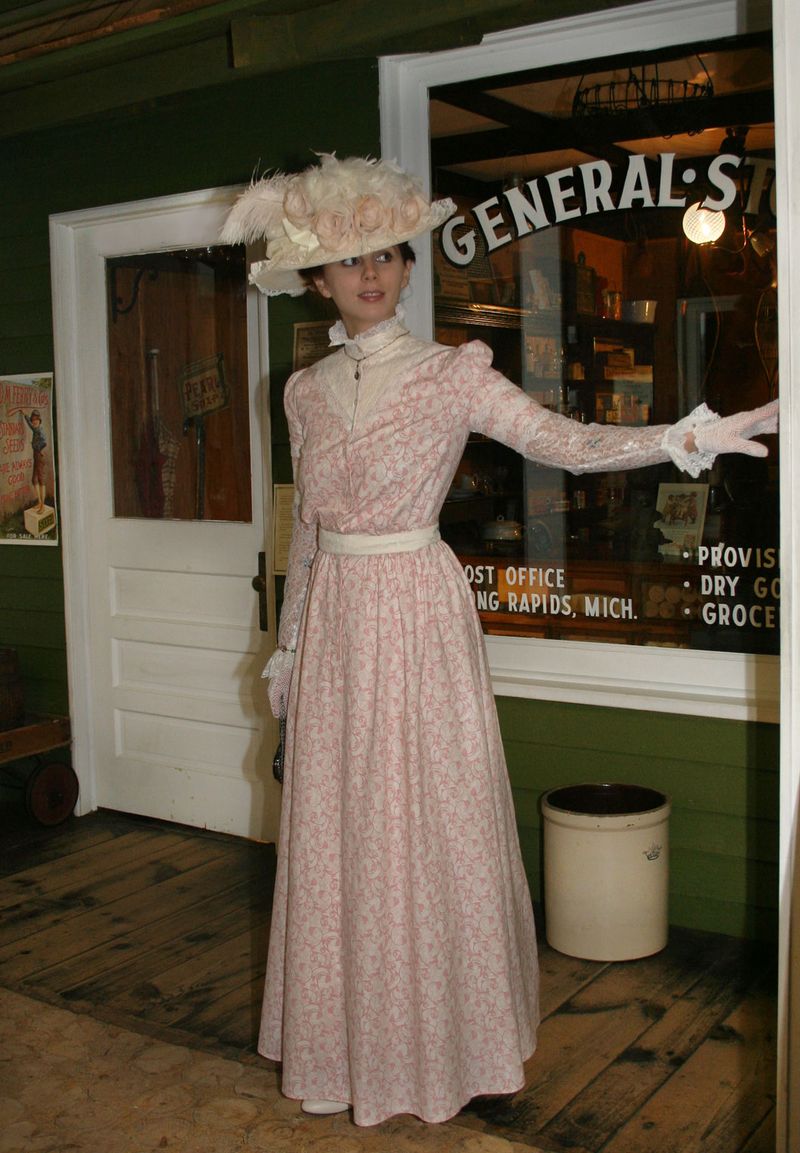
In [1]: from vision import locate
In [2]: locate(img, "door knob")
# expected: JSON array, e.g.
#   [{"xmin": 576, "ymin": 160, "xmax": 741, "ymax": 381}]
[{"xmin": 252, "ymin": 551, "xmax": 268, "ymax": 632}]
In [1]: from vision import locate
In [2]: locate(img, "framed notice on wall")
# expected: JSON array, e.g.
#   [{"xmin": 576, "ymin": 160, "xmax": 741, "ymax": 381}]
[
  {"xmin": 293, "ymin": 322, "xmax": 332, "ymax": 371},
  {"xmin": 0, "ymin": 373, "xmax": 58, "ymax": 545}
]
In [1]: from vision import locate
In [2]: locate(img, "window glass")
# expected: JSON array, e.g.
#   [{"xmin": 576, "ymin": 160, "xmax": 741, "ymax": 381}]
[
  {"xmin": 432, "ymin": 34, "xmax": 778, "ymax": 654},
  {"xmin": 106, "ymin": 246, "xmax": 251, "ymax": 522}
]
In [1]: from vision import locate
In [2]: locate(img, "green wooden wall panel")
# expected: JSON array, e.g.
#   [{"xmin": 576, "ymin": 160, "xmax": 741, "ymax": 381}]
[
  {"xmin": 671, "ymin": 810, "xmax": 778, "ymax": 864},
  {"xmin": 0, "ymin": 338, "xmax": 54, "ymax": 373},
  {"xmin": 0, "ymin": 643, "xmax": 69, "ymax": 716},
  {"xmin": 510, "ymin": 786, "xmax": 542, "ymax": 828},
  {"xmin": 0, "ymin": 264, "xmax": 50, "ymax": 304},
  {"xmin": 11, "ymin": 646, "xmax": 67, "ymax": 681},
  {"xmin": 671, "ymin": 848, "xmax": 776, "ymax": 909},
  {"xmin": 517, "ymin": 825, "xmax": 542, "ymax": 886},
  {"xmin": 667, "ymin": 895, "xmax": 777, "ymax": 941},
  {"xmin": 6, "ymin": 59, "xmax": 381, "ymax": 218},
  {"xmin": 0, "ymin": 610, "xmax": 65, "ymax": 650},
  {"xmin": 505, "ymin": 741, "xmax": 778, "ymax": 820},
  {"xmin": 0, "ymin": 545, "xmax": 62, "ymax": 579},
  {"xmin": 3, "ymin": 677, "xmax": 66, "ymax": 716},
  {"xmin": 13, "ymin": 682, "xmax": 69, "ymax": 717},
  {"xmin": 0, "ymin": 577, "xmax": 61, "ymax": 611},
  {"xmin": 0, "ymin": 250, "xmax": 51, "ymax": 292},
  {"xmin": 0, "ymin": 300, "xmax": 53, "ymax": 339},
  {"xmin": 497, "ymin": 696, "xmax": 779, "ymax": 770},
  {"xmin": 0, "ymin": 233, "xmax": 51, "ymax": 261}
]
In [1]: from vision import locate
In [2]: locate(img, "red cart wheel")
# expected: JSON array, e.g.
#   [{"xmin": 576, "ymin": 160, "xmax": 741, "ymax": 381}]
[{"xmin": 25, "ymin": 760, "xmax": 79, "ymax": 826}]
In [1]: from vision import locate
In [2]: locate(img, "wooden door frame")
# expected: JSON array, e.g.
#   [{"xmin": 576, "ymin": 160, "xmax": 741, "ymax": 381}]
[{"xmin": 49, "ymin": 185, "xmax": 274, "ymax": 818}]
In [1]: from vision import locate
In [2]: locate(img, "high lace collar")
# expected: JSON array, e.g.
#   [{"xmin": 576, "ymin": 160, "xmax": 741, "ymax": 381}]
[{"xmin": 328, "ymin": 310, "xmax": 409, "ymax": 361}]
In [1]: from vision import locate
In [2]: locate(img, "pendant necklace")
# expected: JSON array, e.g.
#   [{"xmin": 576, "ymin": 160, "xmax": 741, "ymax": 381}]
[
  {"xmin": 344, "ymin": 331, "xmax": 409, "ymax": 381},
  {"xmin": 343, "ymin": 331, "xmax": 409, "ymax": 431}
]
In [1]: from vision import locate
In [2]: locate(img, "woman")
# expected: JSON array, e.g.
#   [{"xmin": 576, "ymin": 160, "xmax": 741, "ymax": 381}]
[{"xmin": 221, "ymin": 155, "xmax": 777, "ymax": 1127}]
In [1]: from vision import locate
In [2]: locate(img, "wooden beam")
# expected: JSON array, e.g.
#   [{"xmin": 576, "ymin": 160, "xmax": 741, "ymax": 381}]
[
  {"xmin": 432, "ymin": 88, "xmax": 775, "ymax": 167},
  {"xmin": 228, "ymin": 0, "xmax": 553, "ymax": 72},
  {"xmin": 0, "ymin": 0, "xmax": 226, "ymax": 67},
  {"xmin": 0, "ymin": 34, "xmax": 232, "ymax": 136},
  {"xmin": 435, "ymin": 87, "xmax": 633, "ymax": 166}
]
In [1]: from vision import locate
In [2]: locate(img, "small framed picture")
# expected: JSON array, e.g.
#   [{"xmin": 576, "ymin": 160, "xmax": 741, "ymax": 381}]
[
  {"xmin": 0, "ymin": 373, "xmax": 58, "ymax": 545},
  {"xmin": 293, "ymin": 321, "xmax": 333, "ymax": 371},
  {"xmin": 654, "ymin": 483, "xmax": 709, "ymax": 557}
]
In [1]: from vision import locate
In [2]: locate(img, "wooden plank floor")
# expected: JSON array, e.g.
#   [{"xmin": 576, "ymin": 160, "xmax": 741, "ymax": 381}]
[{"xmin": 0, "ymin": 806, "xmax": 777, "ymax": 1152}]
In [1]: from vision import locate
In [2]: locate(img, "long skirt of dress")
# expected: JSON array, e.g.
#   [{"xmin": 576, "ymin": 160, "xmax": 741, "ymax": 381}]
[{"xmin": 259, "ymin": 539, "xmax": 539, "ymax": 1126}]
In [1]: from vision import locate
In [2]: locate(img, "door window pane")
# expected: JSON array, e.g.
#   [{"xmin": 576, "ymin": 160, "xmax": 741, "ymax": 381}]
[
  {"xmin": 106, "ymin": 246, "xmax": 251, "ymax": 522},
  {"xmin": 432, "ymin": 34, "xmax": 778, "ymax": 655}
]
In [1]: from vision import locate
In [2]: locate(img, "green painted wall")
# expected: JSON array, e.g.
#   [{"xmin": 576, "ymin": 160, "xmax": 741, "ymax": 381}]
[{"xmin": 0, "ymin": 55, "xmax": 778, "ymax": 942}]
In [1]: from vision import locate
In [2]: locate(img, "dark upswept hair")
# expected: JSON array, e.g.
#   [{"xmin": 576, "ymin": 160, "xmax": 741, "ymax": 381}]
[{"xmin": 300, "ymin": 241, "xmax": 416, "ymax": 292}]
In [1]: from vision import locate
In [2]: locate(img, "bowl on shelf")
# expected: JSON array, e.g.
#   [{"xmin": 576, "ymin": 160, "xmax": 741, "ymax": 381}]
[
  {"xmin": 621, "ymin": 299, "xmax": 657, "ymax": 323},
  {"xmin": 482, "ymin": 516, "xmax": 524, "ymax": 554}
]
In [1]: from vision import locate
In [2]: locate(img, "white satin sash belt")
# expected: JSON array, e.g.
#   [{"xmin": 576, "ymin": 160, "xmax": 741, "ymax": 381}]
[{"xmin": 318, "ymin": 525, "xmax": 440, "ymax": 556}]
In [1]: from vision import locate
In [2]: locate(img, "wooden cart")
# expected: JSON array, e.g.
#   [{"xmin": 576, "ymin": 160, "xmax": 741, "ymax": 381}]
[{"xmin": 0, "ymin": 716, "xmax": 77, "ymax": 825}]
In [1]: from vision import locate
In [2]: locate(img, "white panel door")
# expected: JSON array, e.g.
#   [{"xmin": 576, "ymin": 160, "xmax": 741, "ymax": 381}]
[{"xmin": 50, "ymin": 188, "xmax": 280, "ymax": 842}]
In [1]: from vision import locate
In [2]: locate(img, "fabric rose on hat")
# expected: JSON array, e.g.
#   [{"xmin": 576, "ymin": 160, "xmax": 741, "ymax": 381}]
[
  {"xmin": 354, "ymin": 195, "xmax": 387, "ymax": 236},
  {"xmin": 391, "ymin": 194, "xmax": 427, "ymax": 234},
  {"xmin": 313, "ymin": 204, "xmax": 355, "ymax": 251}
]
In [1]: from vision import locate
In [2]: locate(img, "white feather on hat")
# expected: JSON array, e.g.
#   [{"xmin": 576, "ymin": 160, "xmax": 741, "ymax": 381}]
[{"xmin": 220, "ymin": 153, "xmax": 456, "ymax": 296}]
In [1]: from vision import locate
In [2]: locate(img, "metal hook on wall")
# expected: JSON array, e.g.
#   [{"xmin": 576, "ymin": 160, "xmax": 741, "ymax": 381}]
[{"xmin": 110, "ymin": 265, "xmax": 160, "ymax": 321}]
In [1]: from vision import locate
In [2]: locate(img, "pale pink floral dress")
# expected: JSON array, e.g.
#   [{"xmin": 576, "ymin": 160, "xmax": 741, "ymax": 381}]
[{"xmin": 260, "ymin": 313, "xmax": 712, "ymax": 1126}]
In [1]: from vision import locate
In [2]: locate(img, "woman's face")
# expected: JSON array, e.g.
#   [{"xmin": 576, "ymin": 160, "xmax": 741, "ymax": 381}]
[{"xmin": 312, "ymin": 248, "xmax": 412, "ymax": 336}]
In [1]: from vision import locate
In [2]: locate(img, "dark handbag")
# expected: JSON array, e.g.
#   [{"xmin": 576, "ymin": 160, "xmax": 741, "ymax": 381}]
[{"xmin": 272, "ymin": 707, "xmax": 287, "ymax": 783}]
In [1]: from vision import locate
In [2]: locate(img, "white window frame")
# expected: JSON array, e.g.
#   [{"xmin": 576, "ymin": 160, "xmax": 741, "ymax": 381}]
[{"xmin": 380, "ymin": 0, "xmax": 778, "ymax": 722}]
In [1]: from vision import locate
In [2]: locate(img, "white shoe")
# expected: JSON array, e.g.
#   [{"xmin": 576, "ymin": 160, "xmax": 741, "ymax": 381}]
[{"xmin": 301, "ymin": 1099, "xmax": 349, "ymax": 1115}]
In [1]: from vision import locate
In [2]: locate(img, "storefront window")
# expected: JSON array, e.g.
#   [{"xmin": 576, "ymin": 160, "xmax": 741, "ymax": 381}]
[{"xmin": 431, "ymin": 33, "xmax": 778, "ymax": 656}]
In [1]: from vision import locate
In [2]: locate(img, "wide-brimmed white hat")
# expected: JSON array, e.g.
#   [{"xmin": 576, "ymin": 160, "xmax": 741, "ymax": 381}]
[{"xmin": 220, "ymin": 153, "xmax": 457, "ymax": 296}]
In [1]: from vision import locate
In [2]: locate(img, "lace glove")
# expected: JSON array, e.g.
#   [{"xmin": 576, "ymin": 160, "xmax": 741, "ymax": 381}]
[
  {"xmin": 662, "ymin": 400, "xmax": 778, "ymax": 478},
  {"xmin": 263, "ymin": 648, "xmax": 294, "ymax": 719},
  {"xmin": 694, "ymin": 399, "xmax": 778, "ymax": 458}
]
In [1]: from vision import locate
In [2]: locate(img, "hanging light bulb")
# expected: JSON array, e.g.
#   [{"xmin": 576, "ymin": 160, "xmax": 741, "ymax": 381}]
[{"xmin": 682, "ymin": 201, "xmax": 726, "ymax": 244}]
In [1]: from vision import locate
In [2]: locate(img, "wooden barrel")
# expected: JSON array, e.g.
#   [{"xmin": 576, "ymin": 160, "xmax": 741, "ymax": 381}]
[{"xmin": 0, "ymin": 647, "xmax": 25, "ymax": 731}]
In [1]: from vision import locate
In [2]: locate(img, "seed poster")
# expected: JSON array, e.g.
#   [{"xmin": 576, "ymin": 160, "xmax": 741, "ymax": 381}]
[{"xmin": 0, "ymin": 373, "xmax": 58, "ymax": 545}]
